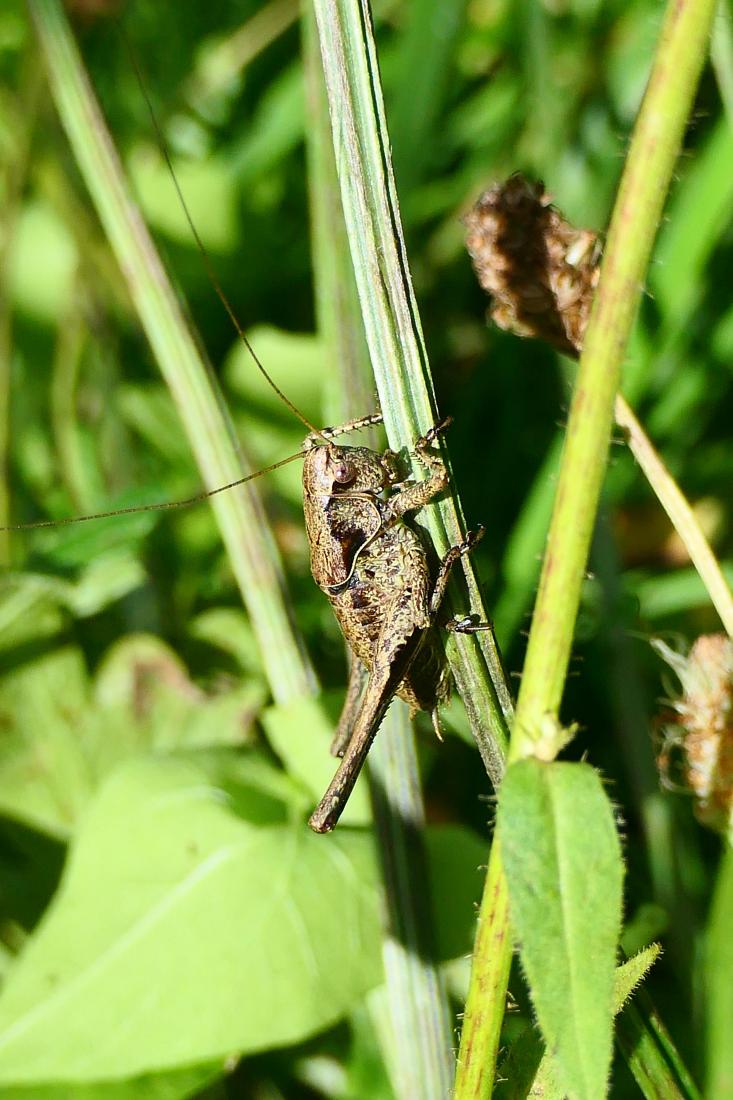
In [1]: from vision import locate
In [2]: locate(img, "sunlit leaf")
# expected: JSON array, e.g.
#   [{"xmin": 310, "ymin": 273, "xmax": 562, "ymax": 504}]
[{"xmin": 0, "ymin": 758, "xmax": 382, "ymax": 1084}]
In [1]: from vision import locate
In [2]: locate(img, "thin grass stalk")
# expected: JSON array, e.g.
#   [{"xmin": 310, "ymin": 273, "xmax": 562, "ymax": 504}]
[
  {"xmin": 614, "ymin": 394, "xmax": 733, "ymax": 636},
  {"xmin": 616, "ymin": 1001, "xmax": 702, "ymax": 1100},
  {"xmin": 185, "ymin": 0, "xmax": 299, "ymax": 107},
  {"xmin": 369, "ymin": 702, "xmax": 456, "ymax": 1098},
  {"xmin": 302, "ymin": 13, "xmax": 455, "ymax": 1095},
  {"xmin": 310, "ymin": 0, "xmax": 510, "ymax": 788},
  {"xmin": 454, "ymin": 0, "xmax": 717, "ymax": 1094},
  {"xmin": 0, "ymin": 48, "xmax": 43, "ymax": 563},
  {"xmin": 28, "ymin": 0, "xmax": 315, "ymax": 704},
  {"xmin": 302, "ymin": 7, "xmax": 373, "ymax": 430},
  {"xmin": 711, "ymin": 0, "xmax": 733, "ymax": 124}
]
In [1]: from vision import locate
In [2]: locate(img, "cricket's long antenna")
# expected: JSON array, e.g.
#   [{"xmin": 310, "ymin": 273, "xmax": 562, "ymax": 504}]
[
  {"xmin": 119, "ymin": 25, "xmax": 330, "ymax": 445},
  {"xmin": 0, "ymin": 450, "xmax": 307, "ymax": 532}
]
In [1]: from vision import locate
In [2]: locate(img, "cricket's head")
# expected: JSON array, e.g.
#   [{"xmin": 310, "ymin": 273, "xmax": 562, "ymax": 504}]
[{"xmin": 302, "ymin": 441, "xmax": 398, "ymax": 499}]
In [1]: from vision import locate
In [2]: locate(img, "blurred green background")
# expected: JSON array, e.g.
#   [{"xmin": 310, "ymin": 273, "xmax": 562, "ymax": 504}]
[{"xmin": 0, "ymin": 0, "xmax": 732, "ymax": 1096}]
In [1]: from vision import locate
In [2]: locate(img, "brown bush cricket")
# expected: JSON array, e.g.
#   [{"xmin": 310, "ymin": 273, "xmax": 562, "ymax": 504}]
[{"xmin": 302, "ymin": 415, "xmax": 485, "ymax": 831}]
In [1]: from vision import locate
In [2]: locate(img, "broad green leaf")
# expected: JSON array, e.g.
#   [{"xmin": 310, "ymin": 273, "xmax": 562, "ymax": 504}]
[
  {"xmin": 9, "ymin": 201, "xmax": 76, "ymax": 322},
  {"xmin": 129, "ymin": 143, "xmax": 239, "ymax": 253},
  {"xmin": 0, "ymin": 564, "xmax": 144, "ymax": 653},
  {"xmin": 705, "ymin": 844, "xmax": 733, "ymax": 1100},
  {"xmin": 0, "ymin": 635, "xmax": 269, "ymax": 838},
  {"xmin": 495, "ymin": 945, "xmax": 661, "ymax": 1099},
  {"xmin": 189, "ymin": 608, "xmax": 264, "ymax": 677},
  {"xmin": 232, "ymin": 62, "xmax": 305, "ymax": 182},
  {"xmin": 92, "ymin": 634, "xmax": 265, "ymax": 754},
  {"xmin": 0, "ymin": 575, "xmax": 66, "ymax": 653},
  {"xmin": 60, "ymin": 553, "xmax": 147, "ymax": 615},
  {"xmin": 224, "ymin": 326, "xmax": 325, "ymax": 422},
  {"xmin": 0, "ymin": 1059, "xmax": 223, "ymax": 1100},
  {"xmin": 185, "ymin": 747, "xmax": 306, "ymax": 825},
  {"xmin": 498, "ymin": 759, "xmax": 623, "ymax": 1100},
  {"xmin": 0, "ymin": 757, "xmax": 381, "ymax": 1085}
]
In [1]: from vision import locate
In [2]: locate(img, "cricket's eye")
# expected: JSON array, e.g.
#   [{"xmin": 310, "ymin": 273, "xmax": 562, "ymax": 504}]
[{"xmin": 333, "ymin": 459, "xmax": 356, "ymax": 485}]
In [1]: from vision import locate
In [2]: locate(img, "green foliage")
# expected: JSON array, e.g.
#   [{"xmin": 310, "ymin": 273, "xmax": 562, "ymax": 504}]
[
  {"xmin": 495, "ymin": 948, "xmax": 663, "ymax": 1100},
  {"xmin": 0, "ymin": 0, "xmax": 731, "ymax": 1095},
  {"xmin": 498, "ymin": 760, "xmax": 624, "ymax": 1099},
  {"xmin": 0, "ymin": 758, "xmax": 382, "ymax": 1083}
]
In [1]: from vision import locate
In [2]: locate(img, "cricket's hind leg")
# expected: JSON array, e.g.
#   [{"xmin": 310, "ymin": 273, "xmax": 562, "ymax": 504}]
[
  {"xmin": 309, "ymin": 586, "xmax": 428, "ymax": 834},
  {"xmin": 330, "ymin": 654, "xmax": 368, "ymax": 758}
]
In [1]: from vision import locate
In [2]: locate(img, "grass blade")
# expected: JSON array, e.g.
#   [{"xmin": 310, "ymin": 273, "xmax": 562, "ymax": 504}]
[
  {"xmin": 311, "ymin": 0, "xmax": 510, "ymax": 786},
  {"xmin": 28, "ymin": 0, "xmax": 315, "ymax": 703}
]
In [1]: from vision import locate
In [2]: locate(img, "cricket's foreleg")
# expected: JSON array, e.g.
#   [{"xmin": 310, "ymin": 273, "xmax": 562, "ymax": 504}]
[
  {"xmin": 384, "ymin": 418, "xmax": 452, "ymax": 523},
  {"xmin": 304, "ymin": 412, "xmax": 383, "ymax": 449},
  {"xmin": 446, "ymin": 615, "xmax": 491, "ymax": 635},
  {"xmin": 331, "ymin": 654, "xmax": 368, "ymax": 757}
]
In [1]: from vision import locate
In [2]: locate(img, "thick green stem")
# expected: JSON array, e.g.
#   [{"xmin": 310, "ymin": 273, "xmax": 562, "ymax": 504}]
[
  {"xmin": 453, "ymin": 840, "xmax": 512, "ymax": 1098},
  {"xmin": 513, "ymin": 0, "xmax": 717, "ymax": 747},
  {"xmin": 454, "ymin": 0, "xmax": 717, "ymax": 1094}
]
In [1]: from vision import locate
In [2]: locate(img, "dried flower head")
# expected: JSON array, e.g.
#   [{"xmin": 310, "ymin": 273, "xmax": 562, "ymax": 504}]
[
  {"xmin": 464, "ymin": 174, "xmax": 600, "ymax": 356},
  {"xmin": 655, "ymin": 634, "xmax": 733, "ymax": 836}
]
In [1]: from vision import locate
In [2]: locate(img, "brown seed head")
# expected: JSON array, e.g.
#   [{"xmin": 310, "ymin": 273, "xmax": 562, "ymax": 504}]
[{"xmin": 464, "ymin": 174, "xmax": 600, "ymax": 356}]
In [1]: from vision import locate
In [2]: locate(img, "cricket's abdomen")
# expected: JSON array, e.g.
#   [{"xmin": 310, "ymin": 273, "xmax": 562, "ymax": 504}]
[
  {"xmin": 397, "ymin": 630, "xmax": 449, "ymax": 715},
  {"xmin": 328, "ymin": 524, "xmax": 447, "ymax": 715}
]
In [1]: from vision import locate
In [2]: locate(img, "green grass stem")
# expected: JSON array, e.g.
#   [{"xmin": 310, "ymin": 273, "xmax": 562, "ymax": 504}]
[
  {"xmin": 28, "ymin": 0, "xmax": 315, "ymax": 704},
  {"xmin": 0, "ymin": 48, "xmax": 43, "ymax": 564},
  {"xmin": 615, "ymin": 394, "xmax": 733, "ymax": 636}
]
